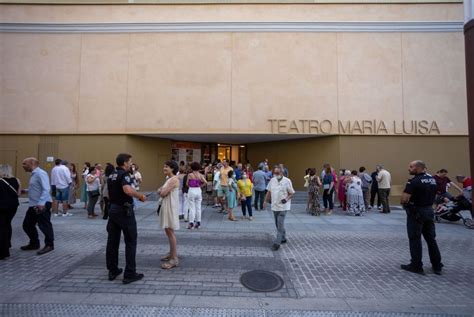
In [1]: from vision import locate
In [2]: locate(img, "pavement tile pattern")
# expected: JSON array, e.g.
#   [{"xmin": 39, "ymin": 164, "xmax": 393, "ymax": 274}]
[
  {"xmin": 0, "ymin": 194, "xmax": 473, "ymax": 316},
  {"xmin": 0, "ymin": 304, "xmax": 468, "ymax": 317}
]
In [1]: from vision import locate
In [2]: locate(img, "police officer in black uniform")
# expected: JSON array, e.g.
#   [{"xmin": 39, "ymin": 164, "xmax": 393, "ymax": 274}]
[
  {"xmin": 400, "ymin": 160, "xmax": 443, "ymax": 275},
  {"xmin": 106, "ymin": 153, "xmax": 147, "ymax": 284}
]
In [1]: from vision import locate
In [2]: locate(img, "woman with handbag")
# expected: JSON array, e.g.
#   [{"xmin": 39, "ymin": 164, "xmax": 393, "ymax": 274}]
[
  {"xmin": 0, "ymin": 164, "xmax": 21, "ymax": 260},
  {"xmin": 86, "ymin": 166, "xmax": 101, "ymax": 218},
  {"xmin": 158, "ymin": 160, "xmax": 180, "ymax": 270}
]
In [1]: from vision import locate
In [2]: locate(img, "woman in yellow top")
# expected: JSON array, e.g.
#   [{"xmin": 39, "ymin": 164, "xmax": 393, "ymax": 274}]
[{"xmin": 237, "ymin": 172, "xmax": 254, "ymax": 220}]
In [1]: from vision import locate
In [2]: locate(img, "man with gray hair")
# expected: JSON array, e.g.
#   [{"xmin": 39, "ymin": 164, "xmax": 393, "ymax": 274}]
[
  {"xmin": 263, "ymin": 165, "xmax": 295, "ymax": 251},
  {"xmin": 20, "ymin": 157, "xmax": 55, "ymax": 255},
  {"xmin": 376, "ymin": 164, "xmax": 391, "ymax": 213},
  {"xmin": 400, "ymin": 160, "xmax": 443, "ymax": 275}
]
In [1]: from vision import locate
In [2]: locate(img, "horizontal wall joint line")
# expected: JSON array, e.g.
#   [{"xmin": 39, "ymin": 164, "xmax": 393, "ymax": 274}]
[{"xmin": 0, "ymin": 21, "xmax": 464, "ymax": 33}]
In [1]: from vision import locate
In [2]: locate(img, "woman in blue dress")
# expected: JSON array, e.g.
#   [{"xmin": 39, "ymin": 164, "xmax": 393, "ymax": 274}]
[{"xmin": 225, "ymin": 170, "xmax": 238, "ymax": 221}]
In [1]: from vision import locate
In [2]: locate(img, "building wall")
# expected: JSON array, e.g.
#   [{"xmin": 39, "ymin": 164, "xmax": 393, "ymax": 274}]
[
  {"xmin": 0, "ymin": 3, "xmax": 468, "ymax": 136},
  {"xmin": 0, "ymin": 135, "xmax": 171, "ymax": 191},
  {"xmin": 247, "ymin": 136, "xmax": 470, "ymax": 199}
]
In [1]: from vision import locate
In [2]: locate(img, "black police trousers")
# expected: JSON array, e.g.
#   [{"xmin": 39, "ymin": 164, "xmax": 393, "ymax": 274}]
[
  {"xmin": 106, "ymin": 204, "xmax": 137, "ymax": 278},
  {"xmin": 406, "ymin": 206, "xmax": 442, "ymax": 270},
  {"xmin": 23, "ymin": 202, "xmax": 54, "ymax": 248}
]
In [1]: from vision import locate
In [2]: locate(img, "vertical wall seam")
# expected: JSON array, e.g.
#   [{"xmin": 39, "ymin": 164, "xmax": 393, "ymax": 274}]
[
  {"xmin": 230, "ymin": 32, "xmax": 234, "ymax": 131},
  {"xmin": 76, "ymin": 33, "xmax": 83, "ymax": 133},
  {"xmin": 400, "ymin": 32, "xmax": 405, "ymax": 121},
  {"xmin": 336, "ymin": 33, "xmax": 340, "ymax": 125},
  {"xmin": 125, "ymin": 33, "xmax": 131, "ymax": 135}
]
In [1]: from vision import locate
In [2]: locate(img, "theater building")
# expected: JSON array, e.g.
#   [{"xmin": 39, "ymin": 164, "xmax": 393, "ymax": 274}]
[{"xmin": 0, "ymin": 0, "xmax": 470, "ymax": 197}]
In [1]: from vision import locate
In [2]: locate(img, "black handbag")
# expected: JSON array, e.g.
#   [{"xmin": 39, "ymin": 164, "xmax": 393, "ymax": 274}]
[{"xmin": 156, "ymin": 203, "xmax": 161, "ymax": 216}]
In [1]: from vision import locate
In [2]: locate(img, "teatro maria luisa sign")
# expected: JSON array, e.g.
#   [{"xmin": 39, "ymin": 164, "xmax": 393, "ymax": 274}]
[{"xmin": 268, "ymin": 119, "xmax": 441, "ymax": 135}]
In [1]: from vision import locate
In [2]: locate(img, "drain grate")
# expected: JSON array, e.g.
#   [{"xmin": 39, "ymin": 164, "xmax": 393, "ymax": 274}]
[{"xmin": 240, "ymin": 270, "xmax": 284, "ymax": 292}]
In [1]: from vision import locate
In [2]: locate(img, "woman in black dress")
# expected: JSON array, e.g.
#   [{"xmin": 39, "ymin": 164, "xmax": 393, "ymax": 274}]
[{"xmin": 0, "ymin": 164, "xmax": 21, "ymax": 260}]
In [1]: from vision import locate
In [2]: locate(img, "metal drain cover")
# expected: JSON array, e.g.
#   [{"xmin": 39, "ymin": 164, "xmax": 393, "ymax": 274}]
[{"xmin": 240, "ymin": 270, "xmax": 284, "ymax": 292}]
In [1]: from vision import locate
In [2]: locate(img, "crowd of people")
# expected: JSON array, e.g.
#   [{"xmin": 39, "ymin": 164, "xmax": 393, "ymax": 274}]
[
  {"xmin": 0, "ymin": 154, "xmax": 472, "ymax": 281},
  {"xmin": 304, "ymin": 164, "xmax": 392, "ymax": 217},
  {"xmin": 47, "ymin": 159, "xmax": 143, "ymax": 220}
]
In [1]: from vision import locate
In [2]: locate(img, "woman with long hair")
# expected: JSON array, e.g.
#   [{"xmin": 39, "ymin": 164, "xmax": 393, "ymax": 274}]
[
  {"xmin": 225, "ymin": 170, "xmax": 238, "ymax": 221},
  {"xmin": 186, "ymin": 162, "xmax": 207, "ymax": 229},
  {"xmin": 68, "ymin": 163, "xmax": 78, "ymax": 209},
  {"xmin": 158, "ymin": 160, "xmax": 180, "ymax": 269},
  {"xmin": 308, "ymin": 168, "xmax": 322, "ymax": 216},
  {"xmin": 322, "ymin": 165, "xmax": 335, "ymax": 215},
  {"xmin": 101, "ymin": 163, "xmax": 115, "ymax": 220}
]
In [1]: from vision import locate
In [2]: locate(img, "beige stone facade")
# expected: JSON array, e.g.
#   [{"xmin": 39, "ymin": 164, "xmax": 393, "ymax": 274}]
[{"xmin": 0, "ymin": 1, "xmax": 470, "ymax": 195}]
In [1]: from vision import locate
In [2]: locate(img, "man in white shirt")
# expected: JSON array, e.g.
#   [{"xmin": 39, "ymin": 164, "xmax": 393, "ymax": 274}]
[
  {"xmin": 263, "ymin": 165, "xmax": 295, "ymax": 251},
  {"xmin": 51, "ymin": 159, "xmax": 72, "ymax": 216},
  {"xmin": 376, "ymin": 164, "xmax": 392, "ymax": 214}
]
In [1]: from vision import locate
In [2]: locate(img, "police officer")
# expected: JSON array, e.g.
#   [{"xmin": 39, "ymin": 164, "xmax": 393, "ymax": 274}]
[
  {"xmin": 400, "ymin": 160, "xmax": 443, "ymax": 275},
  {"xmin": 106, "ymin": 153, "xmax": 147, "ymax": 284}
]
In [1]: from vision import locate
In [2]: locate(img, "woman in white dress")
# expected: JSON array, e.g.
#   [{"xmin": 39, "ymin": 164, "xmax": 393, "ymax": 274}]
[
  {"xmin": 346, "ymin": 170, "xmax": 366, "ymax": 216},
  {"xmin": 158, "ymin": 160, "xmax": 180, "ymax": 269}
]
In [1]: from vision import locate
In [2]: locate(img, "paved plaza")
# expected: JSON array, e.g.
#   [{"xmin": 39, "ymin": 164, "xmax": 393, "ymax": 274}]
[{"xmin": 0, "ymin": 194, "xmax": 473, "ymax": 316}]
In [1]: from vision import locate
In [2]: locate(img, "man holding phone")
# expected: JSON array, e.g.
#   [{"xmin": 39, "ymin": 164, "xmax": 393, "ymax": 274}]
[{"xmin": 263, "ymin": 165, "xmax": 295, "ymax": 251}]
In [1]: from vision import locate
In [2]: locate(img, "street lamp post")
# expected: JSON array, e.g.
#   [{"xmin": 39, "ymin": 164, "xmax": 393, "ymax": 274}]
[{"xmin": 465, "ymin": 0, "xmax": 474, "ymax": 206}]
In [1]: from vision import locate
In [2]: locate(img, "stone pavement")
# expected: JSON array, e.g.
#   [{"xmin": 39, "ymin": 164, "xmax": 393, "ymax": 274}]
[{"xmin": 0, "ymin": 197, "xmax": 473, "ymax": 317}]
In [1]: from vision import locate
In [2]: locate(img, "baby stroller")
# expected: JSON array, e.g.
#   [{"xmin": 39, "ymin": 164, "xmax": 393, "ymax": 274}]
[{"xmin": 435, "ymin": 195, "xmax": 473, "ymax": 228}]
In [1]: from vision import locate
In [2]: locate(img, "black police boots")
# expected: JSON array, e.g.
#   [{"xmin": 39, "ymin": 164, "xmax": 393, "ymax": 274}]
[
  {"xmin": 108, "ymin": 268, "xmax": 123, "ymax": 281},
  {"xmin": 401, "ymin": 264, "xmax": 425, "ymax": 275},
  {"xmin": 123, "ymin": 273, "xmax": 144, "ymax": 284}
]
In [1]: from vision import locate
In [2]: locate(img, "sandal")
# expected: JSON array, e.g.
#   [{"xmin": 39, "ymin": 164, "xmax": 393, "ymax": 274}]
[
  {"xmin": 161, "ymin": 258, "xmax": 179, "ymax": 270},
  {"xmin": 160, "ymin": 253, "xmax": 171, "ymax": 261}
]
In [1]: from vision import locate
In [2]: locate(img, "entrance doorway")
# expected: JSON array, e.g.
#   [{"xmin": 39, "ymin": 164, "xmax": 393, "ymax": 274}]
[
  {"xmin": 217, "ymin": 145, "xmax": 231, "ymax": 162},
  {"xmin": 171, "ymin": 142, "xmax": 247, "ymax": 165}
]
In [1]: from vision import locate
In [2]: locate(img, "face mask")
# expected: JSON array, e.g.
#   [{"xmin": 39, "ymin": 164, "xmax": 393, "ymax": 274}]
[{"xmin": 276, "ymin": 175, "xmax": 283, "ymax": 180}]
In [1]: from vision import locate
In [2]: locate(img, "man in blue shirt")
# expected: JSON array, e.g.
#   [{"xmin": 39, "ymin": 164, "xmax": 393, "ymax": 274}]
[
  {"xmin": 234, "ymin": 163, "xmax": 243, "ymax": 181},
  {"xmin": 252, "ymin": 164, "xmax": 267, "ymax": 211},
  {"xmin": 21, "ymin": 157, "xmax": 55, "ymax": 255}
]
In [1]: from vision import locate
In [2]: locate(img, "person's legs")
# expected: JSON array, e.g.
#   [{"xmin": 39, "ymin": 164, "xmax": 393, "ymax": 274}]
[
  {"xmin": 22, "ymin": 207, "xmax": 40, "ymax": 247},
  {"xmin": 58, "ymin": 188, "xmax": 69, "ymax": 214},
  {"xmin": 187, "ymin": 190, "xmax": 196, "ymax": 225},
  {"xmin": 0, "ymin": 210, "xmax": 10, "ymax": 258},
  {"xmin": 273, "ymin": 210, "xmax": 287, "ymax": 245},
  {"xmin": 370, "ymin": 188, "xmax": 376, "ymax": 208},
  {"xmin": 183, "ymin": 193, "xmax": 189, "ymax": 221},
  {"xmin": 259, "ymin": 191, "xmax": 266, "ymax": 210},
  {"xmin": 87, "ymin": 193, "xmax": 99, "ymax": 216},
  {"xmin": 328, "ymin": 189, "xmax": 334, "ymax": 212},
  {"xmin": 196, "ymin": 191, "xmax": 203, "ymax": 225},
  {"xmin": 106, "ymin": 211, "xmax": 122, "ymax": 274},
  {"xmin": 420, "ymin": 210, "xmax": 442, "ymax": 269},
  {"xmin": 379, "ymin": 189, "xmax": 389, "ymax": 213},
  {"xmin": 362, "ymin": 188, "xmax": 369, "ymax": 209},
  {"xmin": 36, "ymin": 202, "xmax": 54, "ymax": 247},
  {"xmin": 6, "ymin": 207, "xmax": 17, "ymax": 249},
  {"xmin": 122, "ymin": 214, "xmax": 138, "ymax": 278},
  {"xmin": 254, "ymin": 190, "xmax": 260, "ymax": 210},
  {"xmin": 323, "ymin": 190, "xmax": 329, "ymax": 211},
  {"xmin": 165, "ymin": 228, "xmax": 177, "ymax": 259},
  {"xmin": 241, "ymin": 197, "xmax": 247, "ymax": 217},
  {"xmin": 103, "ymin": 197, "xmax": 110, "ymax": 220},
  {"xmin": 246, "ymin": 196, "xmax": 253, "ymax": 217},
  {"xmin": 407, "ymin": 213, "xmax": 423, "ymax": 269}
]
